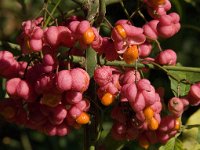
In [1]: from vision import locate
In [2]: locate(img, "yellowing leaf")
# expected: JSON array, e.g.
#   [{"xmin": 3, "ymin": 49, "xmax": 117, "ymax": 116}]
[{"xmin": 182, "ymin": 109, "xmax": 200, "ymax": 150}]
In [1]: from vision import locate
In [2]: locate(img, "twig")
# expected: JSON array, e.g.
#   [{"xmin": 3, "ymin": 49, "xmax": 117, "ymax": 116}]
[
  {"xmin": 119, "ymin": 0, "xmax": 132, "ymax": 23},
  {"xmin": 43, "ymin": 0, "xmax": 61, "ymax": 28},
  {"xmin": 104, "ymin": 17, "xmax": 113, "ymax": 28}
]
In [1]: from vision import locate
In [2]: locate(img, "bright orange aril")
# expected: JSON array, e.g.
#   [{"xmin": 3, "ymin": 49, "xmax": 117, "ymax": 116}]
[
  {"xmin": 82, "ymin": 28, "xmax": 95, "ymax": 45},
  {"xmin": 144, "ymin": 107, "xmax": 154, "ymax": 120},
  {"xmin": 174, "ymin": 118, "xmax": 181, "ymax": 130},
  {"xmin": 123, "ymin": 45, "xmax": 139, "ymax": 64},
  {"xmin": 139, "ymin": 137, "xmax": 150, "ymax": 150},
  {"xmin": 101, "ymin": 92, "xmax": 115, "ymax": 106},
  {"xmin": 76, "ymin": 112, "xmax": 90, "ymax": 125},
  {"xmin": 148, "ymin": 117, "xmax": 159, "ymax": 130},
  {"xmin": 115, "ymin": 25, "xmax": 127, "ymax": 39}
]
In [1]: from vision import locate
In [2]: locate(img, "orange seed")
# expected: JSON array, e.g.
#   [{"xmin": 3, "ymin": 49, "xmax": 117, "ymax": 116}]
[
  {"xmin": 76, "ymin": 112, "xmax": 90, "ymax": 125},
  {"xmin": 148, "ymin": 117, "xmax": 159, "ymax": 131},
  {"xmin": 82, "ymin": 28, "xmax": 95, "ymax": 45},
  {"xmin": 123, "ymin": 45, "xmax": 139, "ymax": 64},
  {"xmin": 115, "ymin": 25, "xmax": 127, "ymax": 39},
  {"xmin": 144, "ymin": 107, "xmax": 154, "ymax": 120},
  {"xmin": 101, "ymin": 93, "xmax": 115, "ymax": 106}
]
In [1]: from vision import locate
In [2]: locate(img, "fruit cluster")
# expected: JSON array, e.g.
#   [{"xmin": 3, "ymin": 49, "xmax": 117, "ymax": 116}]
[
  {"xmin": 6, "ymin": 0, "xmax": 180, "ymax": 66},
  {"xmin": 0, "ymin": 49, "xmax": 90, "ymax": 136},
  {"xmin": 94, "ymin": 65, "xmax": 200, "ymax": 148},
  {"xmin": 0, "ymin": 16, "xmax": 93, "ymax": 136},
  {"xmin": 0, "ymin": 0, "xmax": 199, "ymax": 149}
]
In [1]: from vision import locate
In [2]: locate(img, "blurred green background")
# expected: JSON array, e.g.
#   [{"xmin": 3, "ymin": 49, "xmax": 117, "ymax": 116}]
[{"xmin": 0, "ymin": 0, "xmax": 200, "ymax": 150}]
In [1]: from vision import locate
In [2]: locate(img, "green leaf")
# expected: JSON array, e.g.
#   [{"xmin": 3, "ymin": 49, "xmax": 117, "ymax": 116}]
[
  {"xmin": 85, "ymin": 47, "xmax": 97, "ymax": 77},
  {"xmin": 159, "ymin": 137, "xmax": 183, "ymax": 150},
  {"xmin": 86, "ymin": 0, "xmax": 99, "ymax": 22},
  {"xmin": 171, "ymin": 0, "xmax": 183, "ymax": 18},
  {"xmin": 197, "ymin": 126, "xmax": 200, "ymax": 143},
  {"xmin": 169, "ymin": 71, "xmax": 189, "ymax": 97},
  {"xmin": 168, "ymin": 70, "xmax": 200, "ymax": 97},
  {"xmin": 182, "ymin": 109, "xmax": 200, "ymax": 150},
  {"xmin": 174, "ymin": 139, "xmax": 183, "ymax": 150},
  {"xmin": 159, "ymin": 137, "xmax": 175, "ymax": 150},
  {"xmin": 184, "ymin": 0, "xmax": 198, "ymax": 6},
  {"xmin": 43, "ymin": 0, "xmax": 62, "ymax": 28}
]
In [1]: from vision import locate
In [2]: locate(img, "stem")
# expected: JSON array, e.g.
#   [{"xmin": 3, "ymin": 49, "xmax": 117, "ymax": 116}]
[
  {"xmin": 154, "ymin": 39, "xmax": 163, "ymax": 51},
  {"xmin": 130, "ymin": 0, "xmax": 143, "ymax": 18},
  {"xmin": 138, "ymin": 10, "xmax": 147, "ymax": 22},
  {"xmin": 95, "ymin": 0, "xmax": 106, "ymax": 26},
  {"xmin": 64, "ymin": 7, "xmax": 81, "ymax": 17},
  {"xmin": 182, "ymin": 24, "xmax": 200, "ymax": 32},
  {"xmin": 130, "ymin": 7, "xmax": 140, "ymax": 18},
  {"xmin": 144, "ymin": 60, "xmax": 181, "ymax": 82},
  {"xmin": 71, "ymin": 55, "xmax": 200, "ymax": 73},
  {"xmin": 51, "ymin": 2, "xmax": 64, "ymax": 17},
  {"xmin": 119, "ymin": 0, "xmax": 132, "ymax": 22},
  {"xmin": 43, "ymin": 0, "xmax": 49, "ymax": 23},
  {"xmin": 104, "ymin": 17, "xmax": 113, "ymax": 28},
  {"xmin": 44, "ymin": 8, "xmax": 56, "ymax": 23},
  {"xmin": 0, "ymin": 41, "xmax": 20, "ymax": 51},
  {"xmin": 43, "ymin": 0, "xmax": 61, "ymax": 28},
  {"xmin": 164, "ymin": 65, "xmax": 200, "ymax": 73},
  {"xmin": 105, "ymin": 0, "xmax": 125, "ymax": 5},
  {"xmin": 182, "ymin": 124, "xmax": 200, "ymax": 130},
  {"xmin": 73, "ymin": 0, "xmax": 125, "ymax": 5},
  {"xmin": 146, "ymin": 37, "xmax": 163, "ymax": 52}
]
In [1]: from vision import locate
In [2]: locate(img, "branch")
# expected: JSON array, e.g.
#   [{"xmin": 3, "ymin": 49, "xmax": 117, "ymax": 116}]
[
  {"xmin": 71, "ymin": 55, "xmax": 200, "ymax": 73},
  {"xmin": 43, "ymin": 0, "xmax": 61, "ymax": 28},
  {"xmin": 105, "ymin": 0, "xmax": 126, "ymax": 5},
  {"xmin": 0, "ymin": 41, "xmax": 20, "ymax": 51},
  {"xmin": 72, "ymin": 0, "xmax": 125, "ymax": 6}
]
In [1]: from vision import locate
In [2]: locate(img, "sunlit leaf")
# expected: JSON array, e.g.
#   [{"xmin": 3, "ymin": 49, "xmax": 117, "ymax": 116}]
[
  {"xmin": 159, "ymin": 136, "xmax": 183, "ymax": 150},
  {"xmin": 168, "ymin": 70, "xmax": 200, "ymax": 97},
  {"xmin": 182, "ymin": 109, "xmax": 200, "ymax": 150}
]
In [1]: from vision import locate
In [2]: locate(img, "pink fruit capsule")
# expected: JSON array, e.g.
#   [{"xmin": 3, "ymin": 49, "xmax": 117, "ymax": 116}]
[
  {"xmin": 45, "ymin": 26, "xmax": 60, "ymax": 46},
  {"xmin": 94, "ymin": 66, "xmax": 112, "ymax": 87},
  {"xmin": 70, "ymin": 68, "xmax": 90, "ymax": 92},
  {"xmin": 168, "ymin": 97, "xmax": 184, "ymax": 117},
  {"xmin": 156, "ymin": 49, "xmax": 177, "ymax": 65},
  {"xmin": 6, "ymin": 78, "xmax": 30, "ymax": 100},
  {"xmin": 56, "ymin": 70, "xmax": 72, "ymax": 92},
  {"xmin": 63, "ymin": 90, "xmax": 83, "ymax": 105}
]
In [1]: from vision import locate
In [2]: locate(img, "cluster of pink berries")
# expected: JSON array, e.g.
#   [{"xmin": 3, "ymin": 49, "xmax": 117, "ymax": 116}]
[
  {"xmin": 15, "ymin": 0, "xmax": 180, "ymax": 65},
  {"xmin": 94, "ymin": 67, "xmax": 161, "ymax": 144},
  {"xmin": 186, "ymin": 82, "xmax": 200, "ymax": 106},
  {"xmin": 0, "ymin": 15, "xmax": 92, "ymax": 136},
  {"xmin": 0, "ymin": 50, "xmax": 90, "ymax": 136},
  {"xmin": 94, "ymin": 66, "xmax": 121, "ymax": 105},
  {"xmin": 94, "ymin": 65, "xmax": 200, "ymax": 148}
]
